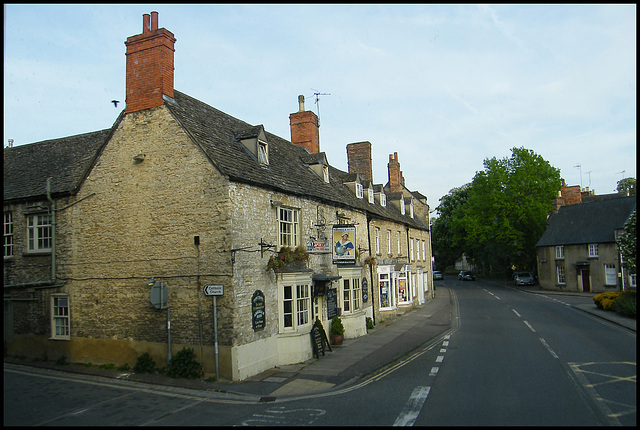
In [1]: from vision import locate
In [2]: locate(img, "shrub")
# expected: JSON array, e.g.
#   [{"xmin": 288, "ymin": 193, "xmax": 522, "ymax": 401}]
[
  {"xmin": 99, "ymin": 363, "xmax": 116, "ymax": 370},
  {"xmin": 133, "ymin": 352, "xmax": 157, "ymax": 374},
  {"xmin": 593, "ymin": 292, "xmax": 620, "ymax": 310},
  {"xmin": 614, "ymin": 290, "xmax": 636, "ymax": 318},
  {"xmin": 117, "ymin": 363, "xmax": 131, "ymax": 372},
  {"xmin": 330, "ymin": 316, "xmax": 345, "ymax": 336},
  {"xmin": 55, "ymin": 355, "xmax": 68, "ymax": 366},
  {"xmin": 167, "ymin": 348, "xmax": 202, "ymax": 379},
  {"xmin": 366, "ymin": 317, "xmax": 375, "ymax": 331}
]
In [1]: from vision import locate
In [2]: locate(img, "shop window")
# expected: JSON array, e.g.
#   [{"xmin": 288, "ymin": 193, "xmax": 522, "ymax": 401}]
[
  {"xmin": 379, "ymin": 273, "xmax": 392, "ymax": 309},
  {"xmin": 279, "ymin": 274, "xmax": 311, "ymax": 333}
]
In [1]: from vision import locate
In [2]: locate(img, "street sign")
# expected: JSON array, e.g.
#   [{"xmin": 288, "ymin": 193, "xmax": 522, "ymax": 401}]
[
  {"xmin": 204, "ymin": 284, "xmax": 224, "ymax": 296},
  {"xmin": 149, "ymin": 282, "xmax": 168, "ymax": 309}
]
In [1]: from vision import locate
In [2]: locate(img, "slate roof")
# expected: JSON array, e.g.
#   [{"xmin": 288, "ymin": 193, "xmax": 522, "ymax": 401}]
[
  {"xmin": 536, "ymin": 196, "xmax": 636, "ymax": 247},
  {"xmin": 3, "ymin": 129, "xmax": 112, "ymax": 201},
  {"xmin": 4, "ymin": 89, "xmax": 429, "ymax": 231}
]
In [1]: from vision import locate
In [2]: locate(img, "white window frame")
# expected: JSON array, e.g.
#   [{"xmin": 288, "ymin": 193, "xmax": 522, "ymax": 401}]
[
  {"xmin": 278, "ymin": 273, "xmax": 311, "ymax": 333},
  {"xmin": 397, "ymin": 231, "xmax": 401, "ymax": 255},
  {"xmin": 375, "ymin": 227, "xmax": 380, "ymax": 254},
  {"xmin": 556, "ymin": 264, "xmax": 566, "ymax": 285},
  {"xmin": 4, "ymin": 212, "xmax": 13, "ymax": 258},
  {"xmin": 368, "ymin": 188, "xmax": 374, "ymax": 204},
  {"xmin": 379, "ymin": 271, "xmax": 393, "ymax": 309},
  {"xmin": 51, "ymin": 294, "xmax": 70, "ymax": 340},
  {"xmin": 277, "ymin": 207, "xmax": 299, "ymax": 248},
  {"xmin": 322, "ymin": 165, "xmax": 329, "ymax": 183},
  {"xmin": 410, "ymin": 202, "xmax": 414, "ymax": 218},
  {"xmin": 630, "ymin": 274, "xmax": 637, "ymax": 288},
  {"xmin": 555, "ymin": 246, "xmax": 564, "ymax": 259},
  {"xmin": 340, "ymin": 269, "xmax": 362, "ymax": 314},
  {"xmin": 387, "ymin": 230, "xmax": 391, "ymax": 255},
  {"xmin": 588, "ymin": 243, "xmax": 599, "ymax": 258},
  {"xmin": 355, "ymin": 183, "xmax": 364, "ymax": 199},
  {"xmin": 400, "ymin": 199, "xmax": 405, "ymax": 215},
  {"xmin": 410, "ymin": 238, "xmax": 414, "ymax": 262},
  {"xmin": 257, "ymin": 140, "xmax": 269, "ymax": 166},
  {"xmin": 604, "ymin": 264, "xmax": 617, "ymax": 285},
  {"xmin": 416, "ymin": 238, "xmax": 420, "ymax": 261},
  {"xmin": 380, "ymin": 194, "xmax": 386, "ymax": 207},
  {"xmin": 27, "ymin": 213, "xmax": 52, "ymax": 253},
  {"xmin": 422, "ymin": 240, "xmax": 426, "ymax": 261}
]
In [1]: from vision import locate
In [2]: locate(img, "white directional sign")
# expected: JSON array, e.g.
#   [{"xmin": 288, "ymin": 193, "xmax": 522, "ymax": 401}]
[{"xmin": 204, "ymin": 284, "xmax": 224, "ymax": 296}]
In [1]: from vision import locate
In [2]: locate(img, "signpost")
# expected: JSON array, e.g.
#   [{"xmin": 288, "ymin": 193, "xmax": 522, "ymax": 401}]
[{"xmin": 204, "ymin": 285, "xmax": 223, "ymax": 380}]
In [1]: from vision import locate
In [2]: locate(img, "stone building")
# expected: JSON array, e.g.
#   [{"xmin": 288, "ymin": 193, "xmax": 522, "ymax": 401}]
[{"xmin": 4, "ymin": 12, "xmax": 432, "ymax": 381}]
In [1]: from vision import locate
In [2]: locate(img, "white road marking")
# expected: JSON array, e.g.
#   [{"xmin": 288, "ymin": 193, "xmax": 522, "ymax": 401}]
[
  {"xmin": 429, "ymin": 367, "xmax": 439, "ymax": 377},
  {"xmin": 439, "ymin": 349, "xmax": 447, "ymax": 353},
  {"xmin": 512, "ymin": 309, "xmax": 521, "ymax": 318},
  {"xmin": 435, "ymin": 356, "xmax": 444, "ymax": 363},
  {"xmin": 442, "ymin": 341, "xmax": 449, "ymax": 347},
  {"xmin": 539, "ymin": 338, "xmax": 559, "ymax": 359},
  {"xmin": 524, "ymin": 321, "xmax": 536, "ymax": 332},
  {"xmin": 393, "ymin": 386, "xmax": 431, "ymax": 426}
]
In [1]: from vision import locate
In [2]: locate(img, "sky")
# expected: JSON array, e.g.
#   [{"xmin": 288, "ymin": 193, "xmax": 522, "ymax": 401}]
[{"xmin": 3, "ymin": 4, "xmax": 637, "ymax": 209}]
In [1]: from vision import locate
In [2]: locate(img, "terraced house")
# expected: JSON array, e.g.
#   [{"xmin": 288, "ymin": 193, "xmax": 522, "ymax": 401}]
[{"xmin": 3, "ymin": 12, "xmax": 433, "ymax": 381}]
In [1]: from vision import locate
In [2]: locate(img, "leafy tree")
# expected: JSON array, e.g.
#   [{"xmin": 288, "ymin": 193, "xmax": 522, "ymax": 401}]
[
  {"xmin": 459, "ymin": 147, "xmax": 561, "ymax": 274},
  {"xmin": 432, "ymin": 185, "xmax": 469, "ymax": 270},
  {"xmin": 617, "ymin": 210, "xmax": 636, "ymax": 274},
  {"xmin": 617, "ymin": 177, "xmax": 636, "ymax": 196}
]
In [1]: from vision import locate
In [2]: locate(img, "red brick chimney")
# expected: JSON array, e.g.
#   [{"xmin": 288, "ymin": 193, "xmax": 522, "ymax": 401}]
[
  {"xmin": 388, "ymin": 152, "xmax": 404, "ymax": 193},
  {"xmin": 346, "ymin": 141, "xmax": 373, "ymax": 182},
  {"xmin": 290, "ymin": 95, "xmax": 320, "ymax": 153},
  {"xmin": 125, "ymin": 12, "xmax": 176, "ymax": 113}
]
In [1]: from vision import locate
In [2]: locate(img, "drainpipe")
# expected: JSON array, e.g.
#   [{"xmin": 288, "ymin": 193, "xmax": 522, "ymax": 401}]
[
  {"xmin": 365, "ymin": 212, "xmax": 375, "ymax": 324},
  {"xmin": 46, "ymin": 178, "xmax": 56, "ymax": 281}
]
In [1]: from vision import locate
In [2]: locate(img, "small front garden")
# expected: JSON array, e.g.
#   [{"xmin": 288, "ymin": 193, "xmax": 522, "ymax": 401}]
[{"xmin": 593, "ymin": 290, "xmax": 636, "ymax": 319}]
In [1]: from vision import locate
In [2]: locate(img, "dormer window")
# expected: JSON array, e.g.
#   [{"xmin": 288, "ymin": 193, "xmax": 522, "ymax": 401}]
[
  {"xmin": 400, "ymin": 198, "xmax": 405, "ymax": 215},
  {"xmin": 356, "ymin": 183, "xmax": 364, "ymax": 199},
  {"xmin": 257, "ymin": 140, "xmax": 269, "ymax": 166},
  {"xmin": 410, "ymin": 202, "xmax": 414, "ymax": 218},
  {"xmin": 323, "ymin": 165, "xmax": 329, "ymax": 183},
  {"xmin": 368, "ymin": 188, "xmax": 374, "ymax": 204},
  {"xmin": 380, "ymin": 194, "xmax": 386, "ymax": 207}
]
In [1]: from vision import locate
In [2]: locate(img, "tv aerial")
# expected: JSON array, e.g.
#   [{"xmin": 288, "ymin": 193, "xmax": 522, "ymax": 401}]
[{"xmin": 310, "ymin": 88, "xmax": 330, "ymax": 127}]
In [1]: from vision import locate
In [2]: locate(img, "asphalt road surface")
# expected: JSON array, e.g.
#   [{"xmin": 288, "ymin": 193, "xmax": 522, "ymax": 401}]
[{"xmin": 4, "ymin": 279, "xmax": 636, "ymax": 426}]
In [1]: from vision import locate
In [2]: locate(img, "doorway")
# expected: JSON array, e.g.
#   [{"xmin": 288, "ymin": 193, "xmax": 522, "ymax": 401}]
[{"xmin": 581, "ymin": 269, "xmax": 591, "ymax": 292}]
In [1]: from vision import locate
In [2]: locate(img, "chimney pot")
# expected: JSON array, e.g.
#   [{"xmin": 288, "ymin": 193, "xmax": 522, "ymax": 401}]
[
  {"xmin": 143, "ymin": 13, "xmax": 150, "ymax": 33},
  {"xmin": 151, "ymin": 11, "xmax": 159, "ymax": 30},
  {"xmin": 298, "ymin": 95, "xmax": 305, "ymax": 112}
]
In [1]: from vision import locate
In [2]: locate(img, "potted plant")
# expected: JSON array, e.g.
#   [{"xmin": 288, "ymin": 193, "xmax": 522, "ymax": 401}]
[{"xmin": 330, "ymin": 316, "xmax": 345, "ymax": 345}]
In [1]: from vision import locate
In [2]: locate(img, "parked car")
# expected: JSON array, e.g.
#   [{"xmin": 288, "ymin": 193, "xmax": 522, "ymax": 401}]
[
  {"xmin": 458, "ymin": 271, "xmax": 476, "ymax": 281},
  {"xmin": 514, "ymin": 272, "xmax": 536, "ymax": 286},
  {"xmin": 433, "ymin": 271, "xmax": 444, "ymax": 280}
]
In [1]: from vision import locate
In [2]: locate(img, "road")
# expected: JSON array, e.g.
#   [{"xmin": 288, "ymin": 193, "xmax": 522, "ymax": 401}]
[{"xmin": 4, "ymin": 279, "xmax": 636, "ymax": 426}]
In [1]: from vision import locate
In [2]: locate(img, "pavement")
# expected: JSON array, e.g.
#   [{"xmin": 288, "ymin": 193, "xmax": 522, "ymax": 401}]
[{"xmin": 4, "ymin": 283, "xmax": 635, "ymax": 401}]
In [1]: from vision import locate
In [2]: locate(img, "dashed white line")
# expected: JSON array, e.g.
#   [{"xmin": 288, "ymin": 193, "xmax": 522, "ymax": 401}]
[
  {"xmin": 442, "ymin": 341, "xmax": 449, "ymax": 347},
  {"xmin": 429, "ymin": 367, "xmax": 439, "ymax": 377},
  {"xmin": 523, "ymin": 321, "xmax": 536, "ymax": 332},
  {"xmin": 512, "ymin": 309, "xmax": 521, "ymax": 318},
  {"xmin": 393, "ymin": 386, "xmax": 431, "ymax": 426},
  {"xmin": 439, "ymin": 348, "xmax": 447, "ymax": 353},
  {"xmin": 435, "ymin": 356, "xmax": 444, "ymax": 363},
  {"xmin": 539, "ymin": 338, "xmax": 559, "ymax": 359}
]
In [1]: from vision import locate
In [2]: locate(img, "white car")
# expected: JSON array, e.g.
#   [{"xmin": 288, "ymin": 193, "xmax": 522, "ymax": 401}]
[{"xmin": 433, "ymin": 271, "xmax": 444, "ymax": 280}]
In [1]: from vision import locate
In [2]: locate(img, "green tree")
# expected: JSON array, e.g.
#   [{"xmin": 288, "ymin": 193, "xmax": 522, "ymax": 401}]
[
  {"xmin": 617, "ymin": 177, "xmax": 636, "ymax": 196},
  {"xmin": 459, "ymin": 147, "xmax": 561, "ymax": 274},
  {"xmin": 432, "ymin": 185, "xmax": 469, "ymax": 270},
  {"xmin": 617, "ymin": 210, "xmax": 636, "ymax": 274}
]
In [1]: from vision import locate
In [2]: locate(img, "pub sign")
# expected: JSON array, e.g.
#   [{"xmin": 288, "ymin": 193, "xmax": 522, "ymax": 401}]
[{"xmin": 332, "ymin": 225, "xmax": 356, "ymax": 264}]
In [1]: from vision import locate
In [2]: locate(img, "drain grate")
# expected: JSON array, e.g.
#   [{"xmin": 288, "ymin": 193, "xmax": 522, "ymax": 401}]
[{"xmin": 259, "ymin": 396, "xmax": 276, "ymax": 403}]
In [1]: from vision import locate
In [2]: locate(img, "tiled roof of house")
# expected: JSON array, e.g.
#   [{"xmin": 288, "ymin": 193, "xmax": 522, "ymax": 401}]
[
  {"xmin": 3, "ymin": 129, "xmax": 112, "ymax": 201},
  {"xmin": 4, "ymin": 90, "xmax": 429, "ymax": 231},
  {"xmin": 536, "ymin": 195, "xmax": 636, "ymax": 247}
]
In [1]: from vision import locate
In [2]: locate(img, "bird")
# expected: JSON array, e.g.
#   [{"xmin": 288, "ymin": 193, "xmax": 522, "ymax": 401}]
[{"xmin": 111, "ymin": 100, "xmax": 120, "ymax": 107}]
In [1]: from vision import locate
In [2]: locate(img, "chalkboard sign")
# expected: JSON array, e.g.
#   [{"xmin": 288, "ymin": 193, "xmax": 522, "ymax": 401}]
[
  {"xmin": 310, "ymin": 326, "xmax": 325, "ymax": 359},
  {"xmin": 326, "ymin": 288, "xmax": 338, "ymax": 320},
  {"xmin": 252, "ymin": 290, "xmax": 265, "ymax": 330}
]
